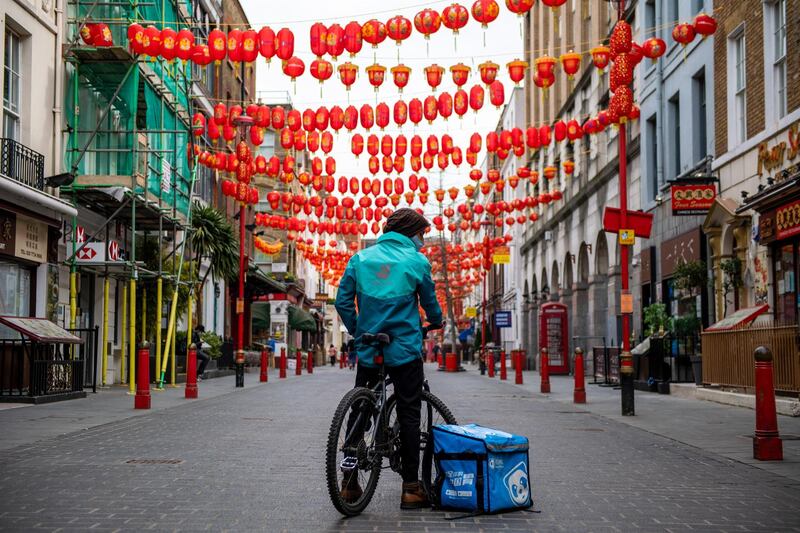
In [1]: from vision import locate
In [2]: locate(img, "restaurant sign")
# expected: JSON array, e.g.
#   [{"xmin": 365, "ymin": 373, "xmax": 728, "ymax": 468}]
[
  {"xmin": 776, "ymin": 199, "xmax": 800, "ymax": 240},
  {"xmin": 670, "ymin": 183, "xmax": 717, "ymax": 216}
]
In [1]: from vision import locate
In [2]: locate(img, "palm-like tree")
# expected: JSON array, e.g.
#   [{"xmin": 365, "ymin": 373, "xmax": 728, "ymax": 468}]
[{"xmin": 190, "ymin": 202, "xmax": 239, "ymax": 287}]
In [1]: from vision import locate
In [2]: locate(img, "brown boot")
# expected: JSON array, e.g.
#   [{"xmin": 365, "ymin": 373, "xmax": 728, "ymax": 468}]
[
  {"xmin": 340, "ymin": 476, "xmax": 363, "ymax": 503},
  {"xmin": 400, "ymin": 481, "xmax": 431, "ymax": 509}
]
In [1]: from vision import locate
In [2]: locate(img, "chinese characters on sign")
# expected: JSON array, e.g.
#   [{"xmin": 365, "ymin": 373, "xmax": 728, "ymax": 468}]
[
  {"xmin": 15, "ymin": 216, "xmax": 46, "ymax": 263},
  {"xmin": 670, "ymin": 184, "xmax": 717, "ymax": 216}
]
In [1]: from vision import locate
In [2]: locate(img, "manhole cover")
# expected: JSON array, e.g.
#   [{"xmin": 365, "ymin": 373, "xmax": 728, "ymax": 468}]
[{"xmin": 125, "ymin": 459, "xmax": 184, "ymax": 465}]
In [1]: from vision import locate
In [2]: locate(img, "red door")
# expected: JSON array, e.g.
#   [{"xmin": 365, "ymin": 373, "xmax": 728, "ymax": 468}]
[{"xmin": 538, "ymin": 302, "xmax": 569, "ymax": 374}]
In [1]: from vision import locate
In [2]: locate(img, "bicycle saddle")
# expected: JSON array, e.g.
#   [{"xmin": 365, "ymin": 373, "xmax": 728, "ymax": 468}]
[{"xmin": 361, "ymin": 332, "xmax": 392, "ymax": 347}]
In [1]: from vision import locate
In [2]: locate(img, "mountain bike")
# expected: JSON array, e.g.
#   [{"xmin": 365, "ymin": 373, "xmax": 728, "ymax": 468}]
[{"xmin": 325, "ymin": 327, "xmax": 457, "ymax": 516}]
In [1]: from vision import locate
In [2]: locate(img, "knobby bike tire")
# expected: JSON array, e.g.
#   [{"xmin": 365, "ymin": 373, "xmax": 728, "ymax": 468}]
[
  {"xmin": 385, "ymin": 390, "xmax": 457, "ymax": 500},
  {"xmin": 325, "ymin": 387, "xmax": 382, "ymax": 516}
]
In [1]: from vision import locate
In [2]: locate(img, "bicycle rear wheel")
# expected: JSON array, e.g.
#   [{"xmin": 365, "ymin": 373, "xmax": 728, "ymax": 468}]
[
  {"xmin": 325, "ymin": 387, "xmax": 383, "ymax": 516},
  {"xmin": 385, "ymin": 390, "xmax": 457, "ymax": 498}
]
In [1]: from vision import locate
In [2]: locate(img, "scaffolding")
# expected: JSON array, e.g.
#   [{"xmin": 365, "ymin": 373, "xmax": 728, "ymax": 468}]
[{"xmin": 63, "ymin": 0, "xmax": 199, "ymax": 388}]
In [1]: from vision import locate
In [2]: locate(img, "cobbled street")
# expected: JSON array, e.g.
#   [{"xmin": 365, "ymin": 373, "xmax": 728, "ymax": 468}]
[{"xmin": 1, "ymin": 365, "xmax": 799, "ymax": 533}]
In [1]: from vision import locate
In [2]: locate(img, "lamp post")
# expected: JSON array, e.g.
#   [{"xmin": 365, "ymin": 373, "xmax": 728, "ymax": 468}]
[{"xmin": 232, "ymin": 114, "xmax": 254, "ymax": 389}]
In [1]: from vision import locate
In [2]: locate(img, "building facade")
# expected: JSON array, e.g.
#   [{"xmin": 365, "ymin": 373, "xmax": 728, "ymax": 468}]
[{"xmin": 520, "ymin": 2, "xmax": 640, "ymax": 373}]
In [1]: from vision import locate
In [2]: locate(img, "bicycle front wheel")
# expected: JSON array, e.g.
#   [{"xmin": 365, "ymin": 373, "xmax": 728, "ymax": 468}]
[{"xmin": 325, "ymin": 387, "xmax": 382, "ymax": 516}]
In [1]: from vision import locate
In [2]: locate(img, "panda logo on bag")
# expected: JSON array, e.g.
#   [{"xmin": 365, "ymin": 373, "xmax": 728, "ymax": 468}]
[{"xmin": 503, "ymin": 462, "xmax": 530, "ymax": 506}]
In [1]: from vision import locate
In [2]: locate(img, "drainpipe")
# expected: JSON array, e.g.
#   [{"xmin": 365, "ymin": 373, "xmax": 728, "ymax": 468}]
[{"xmin": 52, "ymin": 0, "xmax": 64, "ymax": 181}]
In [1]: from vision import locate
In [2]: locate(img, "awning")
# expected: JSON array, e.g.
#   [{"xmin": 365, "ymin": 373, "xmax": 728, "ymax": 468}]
[
  {"xmin": 288, "ymin": 305, "xmax": 317, "ymax": 332},
  {"xmin": 252, "ymin": 301, "xmax": 270, "ymax": 331}
]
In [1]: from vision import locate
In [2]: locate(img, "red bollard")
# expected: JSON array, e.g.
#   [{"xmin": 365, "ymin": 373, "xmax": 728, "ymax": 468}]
[
  {"xmin": 753, "ymin": 346, "xmax": 783, "ymax": 461},
  {"xmin": 295, "ymin": 351, "xmax": 302, "ymax": 376},
  {"xmin": 487, "ymin": 352, "xmax": 495, "ymax": 378},
  {"xmin": 515, "ymin": 351, "xmax": 524, "ymax": 385},
  {"xmin": 260, "ymin": 349, "xmax": 268, "ymax": 383},
  {"xmin": 573, "ymin": 348, "xmax": 586, "ymax": 404},
  {"xmin": 279, "ymin": 347, "xmax": 287, "ymax": 379},
  {"xmin": 185, "ymin": 343, "xmax": 198, "ymax": 399},
  {"xmin": 307, "ymin": 350, "xmax": 313, "ymax": 374},
  {"xmin": 134, "ymin": 342, "xmax": 151, "ymax": 409},
  {"xmin": 500, "ymin": 351, "xmax": 507, "ymax": 380},
  {"xmin": 540, "ymin": 347, "xmax": 551, "ymax": 393}
]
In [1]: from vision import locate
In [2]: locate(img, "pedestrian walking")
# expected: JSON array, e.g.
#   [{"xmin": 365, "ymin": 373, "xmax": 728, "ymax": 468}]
[{"xmin": 328, "ymin": 344, "xmax": 337, "ymax": 366}]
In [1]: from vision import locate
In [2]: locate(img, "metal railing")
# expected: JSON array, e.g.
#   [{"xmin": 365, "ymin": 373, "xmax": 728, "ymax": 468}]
[
  {"xmin": 701, "ymin": 322, "xmax": 800, "ymax": 393},
  {"xmin": 0, "ymin": 138, "xmax": 45, "ymax": 191},
  {"xmin": 0, "ymin": 339, "xmax": 85, "ymax": 399}
]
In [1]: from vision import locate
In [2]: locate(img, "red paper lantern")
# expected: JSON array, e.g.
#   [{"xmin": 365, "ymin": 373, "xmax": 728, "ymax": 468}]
[
  {"xmin": 321, "ymin": 131, "xmax": 334, "ymax": 154},
  {"xmin": 486, "ymin": 132, "xmax": 499, "ymax": 152},
  {"xmin": 287, "ymin": 109, "xmax": 301, "ymax": 131},
  {"xmin": 505, "ymin": 0, "xmax": 534, "ymax": 16},
  {"xmin": 525, "ymin": 126, "xmax": 539, "ymax": 148},
  {"xmin": 282, "ymin": 56, "xmax": 305, "ymax": 81},
  {"xmin": 338, "ymin": 62, "xmax": 358, "ymax": 90},
  {"xmin": 438, "ymin": 92, "xmax": 453, "ymax": 120},
  {"xmin": 391, "ymin": 64, "xmax": 411, "ymax": 92},
  {"xmin": 642, "ymin": 37, "xmax": 666, "ymax": 61},
  {"xmin": 396, "ymin": 134, "xmax": 408, "ymax": 156},
  {"xmin": 326, "ymin": 23, "xmax": 345, "ymax": 59},
  {"xmin": 302, "ymin": 108, "xmax": 315, "ymax": 131},
  {"xmin": 143, "ymin": 26, "xmax": 161, "ymax": 59},
  {"xmin": 386, "ymin": 15, "xmax": 412, "ymax": 45},
  {"xmin": 409, "ymin": 98, "xmax": 423, "ymax": 125},
  {"xmin": 175, "ymin": 29, "xmax": 194, "ymax": 62},
  {"xmin": 241, "ymin": 29, "xmax": 258, "ymax": 64},
  {"xmin": 424, "ymin": 64, "xmax": 445, "ymax": 91},
  {"xmin": 590, "ymin": 45, "xmax": 611, "ymax": 73},
  {"xmin": 276, "ymin": 28, "xmax": 294, "ymax": 63},
  {"xmin": 362, "ymin": 19, "xmax": 387, "ymax": 48},
  {"xmin": 366, "ymin": 63, "xmax": 387, "ymax": 92},
  {"xmin": 360, "ymin": 104, "xmax": 375, "ymax": 130},
  {"xmin": 471, "ymin": 0, "xmax": 500, "ymax": 29},
  {"xmin": 158, "ymin": 28, "xmax": 177, "ymax": 61},
  {"xmin": 610, "ymin": 53, "xmax": 633, "ymax": 91},
  {"xmin": 344, "ymin": 105, "xmax": 358, "ymax": 131},
  {"xmin": 489, "ymin": 80, "xmax": 505, "ymax": 108},
  {"xmin": 307, "ymin": 131, "xmax": 320, "ymax": 152},
  {"xmin": 672, "ymin": 23, "xmax": 696, "ymax": 47},
  {"xmin": 191, "ymin": 44, "xmax": 211, "ymax": 66},
  {"xmin": 506, "ymin": 59, "xmax": 528, "ymax": 86},
  {"xmin": 351, "ymin": 134, "xmax": 365, "ymax": 157},
  {"xmin": 610, "ymin": 20, "xmax": 632, "ymax": 56},
  {"xmin": 376, "ymin": 103, "xmax": 390, "ymax": 130},
  {"xmin": 539, "ymin": 124, "xmax": 552, "ymax": 146},
  {"xmin": 442, "ymin": 3, "xmax": 469, "ymax": 35},
  {"xmin": 423, "ymin": 95, "xmax": 438, "ymax": 123},
  {"xmin": 271, "ymin": 106, "xmax": 285, "ymax": 129},
  {"xmin": 449, "ymin": 63, "xmax": 471, "ymax": 87},
  {"xmin": 393, "ymin": 100, "xmax": 408, "ymax": 127},
  {"xmin": 344, "ymin": 21, "xmax": 363, "ymax": 57},
  {"xmin": 454, "ymin": 89, "xmax": 468, "ymax": 118},
  {"xmin": 469, "ymin": 85, "xmax": 484, "ymax": 113},
  {"xmin": 478, "ymin": 60, "xmax": 499, "ymax": 86},
  {"xmin": 315, "ymin": 106, "xmax": 330, "ymax": 131},
  {"xmin": 330, "ymin": 106, "xmax": 344, "ymax": 131},
  {"xmin": 208, "ymin": 28, "xmax": 226, "ymax": 63},
  {"xmin": 693, "ymin": 13, "xmax": 717, "ymax": 38},
  {"xmin": 414, "ymin": 9, "xmax": 442, "ymax": 44},
  {"xmin": 127, "ymin": 24, "xmax": 145, "ymax": 54},
  {"xmin": 310, "ymin": 58, "xmax": 333, "ymax": 85},
  {"xmin": 629, "ymin": 43, "xmax": 644, "ymax": 66},
  {"xmin": 310, "ymin": 22, "xmax": 328, "ymax": 58},
  {"xmin": 560, "ymin": 51, "xmax": 581, "ymax": 79},
  {"xmin": 227, "ymin": 29, "xmax": 243, "ymax": 63}
]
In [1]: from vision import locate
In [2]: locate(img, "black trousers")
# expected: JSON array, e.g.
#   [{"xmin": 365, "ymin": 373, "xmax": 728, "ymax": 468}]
[
  {"xmin": 196, "ymin": 349, "xmax": 210, "ymax": 376},
  {"xmin": 354, "ymin": 358, "xmax": 424, "ymax": 483}
]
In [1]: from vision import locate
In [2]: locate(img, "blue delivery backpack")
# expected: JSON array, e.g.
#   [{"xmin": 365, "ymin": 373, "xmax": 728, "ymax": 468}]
[{"xmin": 432, "ymin": 424, "xmax": 532, "ymax": 514}]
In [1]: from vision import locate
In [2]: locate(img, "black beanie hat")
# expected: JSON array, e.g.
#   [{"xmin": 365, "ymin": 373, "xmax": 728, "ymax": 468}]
[{"xmin": 383, "ymin": 208, "xmax": 430, "ymax": 238}]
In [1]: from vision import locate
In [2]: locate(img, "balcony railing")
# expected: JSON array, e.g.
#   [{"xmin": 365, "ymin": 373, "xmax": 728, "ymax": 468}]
[{"xmin": 0, "ymin": 138, "xmax": 45, "ymax": 191}]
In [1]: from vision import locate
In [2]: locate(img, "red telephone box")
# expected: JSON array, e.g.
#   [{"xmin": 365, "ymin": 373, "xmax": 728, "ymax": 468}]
[{"xmin": 539, "ymin": 302, "xmax": 569, "ymax": 375}]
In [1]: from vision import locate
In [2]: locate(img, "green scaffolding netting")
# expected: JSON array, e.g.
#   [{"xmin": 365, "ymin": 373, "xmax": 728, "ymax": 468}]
[{"xmin": 65, "ymin": 0, "xmax": 194, "ymax": 217}]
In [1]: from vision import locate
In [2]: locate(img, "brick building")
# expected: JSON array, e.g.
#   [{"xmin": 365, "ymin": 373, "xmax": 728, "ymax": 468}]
[{"xmin": 707, "ymin": 0, "xmax": 800, "ymax": 322}]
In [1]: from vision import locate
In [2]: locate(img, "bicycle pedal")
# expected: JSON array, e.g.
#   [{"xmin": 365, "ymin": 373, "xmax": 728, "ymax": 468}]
[{"xmin": 340, "ymin": 456, "xmax": 358, "ymax": 471}]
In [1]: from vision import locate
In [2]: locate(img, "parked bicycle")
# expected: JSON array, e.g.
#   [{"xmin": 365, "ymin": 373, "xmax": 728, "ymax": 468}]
[{"xmin": 325, "ymin": 326, "xmax": 457, "ymax": 516}]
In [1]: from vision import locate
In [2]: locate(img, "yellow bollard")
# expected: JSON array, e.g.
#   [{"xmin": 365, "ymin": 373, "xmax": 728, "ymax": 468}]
[
  {"xmin": 69, "ymin": 270, "xmax": 77, "ymax": 360},
  {"xmin": 128, "ymin": 278, "xmax": 136, "ymax": 394},
  {"xmin": 101, "ymin": 277, "xmax": 109, "ymax": 386},
  {"xmin": 120, "ymin": 283, "xmax": 127, "ymax": 384},
  {"xmin": 158, "ymin": 290, "xmax": 179, "ymax": 387},
  {"xmin": 142, "ymin": 287, "xmax": 147, "ymax": 345},
  {"xmin": 155, "ymin": 277, "xmax": 162, "ymax": 385},
  {"xmin": 170, "ymin": 316, "xmax": 177, "ymax": 387}
]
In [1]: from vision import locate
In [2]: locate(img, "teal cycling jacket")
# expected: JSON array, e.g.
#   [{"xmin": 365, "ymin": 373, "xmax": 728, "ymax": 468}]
[{"xmin": 335, "ymin": 231, "xmax": 443, "ymax": 368}]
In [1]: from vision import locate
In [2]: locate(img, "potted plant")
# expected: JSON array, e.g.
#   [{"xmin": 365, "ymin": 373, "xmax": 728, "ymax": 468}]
[
  {"xmin": 720, "ymin": 257, "xmax": 743, "ymax": 316},
  {"xmin": 643, "ymin": 303, "xmax": 669, "ymax": 337}
]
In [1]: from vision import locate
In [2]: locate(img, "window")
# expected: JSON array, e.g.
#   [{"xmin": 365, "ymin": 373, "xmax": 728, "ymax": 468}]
[
  {"xmin": 0, "ymin": 260, "xmax": 32, "ymax": 338},
  {"xmin": 693, "ymin": 69, "xmax": 707, "ymax": 163},
  {"xmin": 729, "ymin": 30, "xmax": 747, "ymax": 145},
  {"xmin": 3, "ymin": 28, "xmax": 21, "ymax": 141},
  {"xmin": 669, "ymin": 0, "xmax": 680, "ymax": 22},
  {"xmin": 646, "ymin": 115, "xmax": 658, "ymax": 201},
  {"xmin": 644, "ymin": 0, "xmax": 656, "ymax": 37},
  {"xmin": 669, "ymin": 94, "xmax": 680, "ymax": 178},
  {"xmin": 693, "ymin": 0, "xmax": 704, "ymax": 14},
  {"xmin": 771, "ymin": 0, "xmax": 787, "ymax": 119}
]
